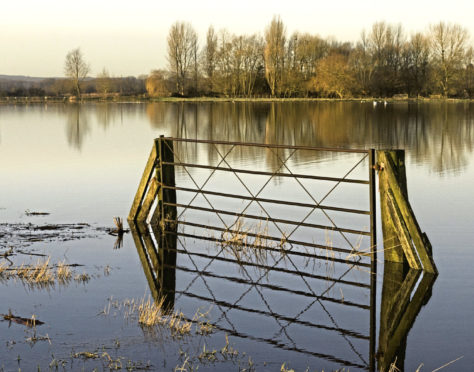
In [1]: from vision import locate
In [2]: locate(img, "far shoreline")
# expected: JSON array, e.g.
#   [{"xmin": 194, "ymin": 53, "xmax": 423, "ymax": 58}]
[{"xmin": 1, "ymin": 95, "xmax": 473, "ymax": 105}]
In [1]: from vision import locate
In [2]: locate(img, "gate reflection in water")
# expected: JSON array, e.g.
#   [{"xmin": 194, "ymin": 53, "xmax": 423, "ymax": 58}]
[{"xmin": 130, "ymin": 223, "xmax": 436, "ymax": 371}]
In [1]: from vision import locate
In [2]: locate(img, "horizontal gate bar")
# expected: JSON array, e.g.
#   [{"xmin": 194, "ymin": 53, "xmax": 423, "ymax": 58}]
[
  {"xmin": 165, "ymin": 137, "xmax": 370, "ymax": 154},
  {"xmin": 164, "ymin": 161, "xmax": 369, "ymax": 185},
  {"xmin": 165, "ymin": 202, "xmax": 371, "ymax": 236},
  {"xmin": 161, "ymin": 226, "xmax": 370, "ymax": 268},
  {"xmin": 169, "ymin": 221, "xmax": 372, "ymax": 258},
  {"xmin": 164, "ymin": 186, "xmax": 371, "ymax": 215}
]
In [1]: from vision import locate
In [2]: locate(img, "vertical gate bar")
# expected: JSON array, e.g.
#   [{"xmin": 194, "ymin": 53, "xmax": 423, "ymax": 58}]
[
  {"xmin": 159, "ymin": 136, "xmax": 177, "ymax": 230},
  {"xmin": 369, "ymin": 148, "xmax": 377, "ymax": 371}
]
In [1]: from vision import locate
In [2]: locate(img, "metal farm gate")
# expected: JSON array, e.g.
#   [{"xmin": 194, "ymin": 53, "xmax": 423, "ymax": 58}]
[{"xmin": 129, "ymin": 136, "xmax": 379, "ymax": 370}]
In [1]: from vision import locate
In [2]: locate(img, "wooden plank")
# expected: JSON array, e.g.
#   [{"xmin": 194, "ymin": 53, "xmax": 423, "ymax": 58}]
[
  {"xmin": 383, "ymin": 153, "xmax": 437, "ymax": 273},
  {"xmin": 136, "ymin": 177, "xmax": 159, "ymax": 222},
  {"xmin": 127, "ymin": 144, "xmax": 158, "ymax": 222},
  {"xmin": 386, "ymin": 189, "xmax": 422, "ymax": 270},
  {"xmin": 378, "ymin": 151, "xmax": 406, "ymax": 263}
]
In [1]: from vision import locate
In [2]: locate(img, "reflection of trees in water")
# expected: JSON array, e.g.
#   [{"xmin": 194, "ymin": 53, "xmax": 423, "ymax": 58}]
[
  {"xmin": 95, "ymin": 103, "xmax": 119, "ymax": 129},
  {"xmin": 65, "ymin": 104, "xmax": 90, "ymax": 151},
  {"xmin": 145, "ymin": 101, "xmax": 474, "ymax": 175}
]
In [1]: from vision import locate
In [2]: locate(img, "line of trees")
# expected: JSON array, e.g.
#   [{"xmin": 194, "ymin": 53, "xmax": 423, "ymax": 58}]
[
  {"xmin": 0, "ymin": 74, "xmax": 146, "ymax": 98},
  {"xmin": 0, "ymin": 47, "xmax": 146, "ymax": 98},
  {"xmin": 146, "ymin": 18, "xmax": 474, "ymax": 98},
  {"xmin": 1, "ymin": 18, "xmax": 472, "ymax": 100}
]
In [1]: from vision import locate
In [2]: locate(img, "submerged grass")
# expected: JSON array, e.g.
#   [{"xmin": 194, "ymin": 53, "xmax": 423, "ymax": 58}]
[
  {"xmin": 103, "ymin": 295, "xmax": 214, "ymax": 339},
  {"xmin": 130, "ymin": 295, "xmax": 193, "ymax": 336},
  {"xmin": 0, "ymin": 257, "xmax": 92, "ymax": 288},
  {"xmin": 0, "ymin": 258, "xmax": 55, "ymax": 288},
  {"xmin": 56, "ymin": 260, "xmax": 72, "ymax": 283},
  {"xmin": 218, "ymin": 218, "xmax": 289, "ymax": 274}
]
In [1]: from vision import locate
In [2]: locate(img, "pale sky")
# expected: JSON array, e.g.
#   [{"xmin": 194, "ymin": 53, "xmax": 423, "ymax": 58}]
[{"xmin": 1, "ymin": 0, "xmax": 473, "ymax": 77}]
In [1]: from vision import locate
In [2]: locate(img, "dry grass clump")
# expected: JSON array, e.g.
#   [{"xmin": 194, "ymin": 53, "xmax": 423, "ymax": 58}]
[
  {"xmin": 136, "ymin": 296, "xmax": 166, "ymax": 326},
  {"xmin": 113, "ymin": 217, "xmax": 124, "ymax": 233},
  {"xmin": 57, "ymin": 260, "xmax": 72, "ymax": 283},
  {"xmin": 74, "ymin": 272, "xmax": 91, "ymax": 283},
  {"xmin": 221, "ymin": 219, "xmax": 277, "ymax": 251},
  {"xmin": 8, "ymin": 258, "xmax": 55, "ymax": 287},
  {"xmin": 137, "ymin": 296, "xmax": 192, "ymax": 335},
  {"xmin": 118, "ymin": 295, "xmax": 212, "ymax": 339},
  {"xmin": 0, "ymin": 262, "xmax": 8, "ymax": 276},
  {"xmin": 220, "ymin": 219, "xmax": 288, "ymax": 269},
  {"xmin": 0, "ymin": 257, "xmax": 93, "ymax": 288}
]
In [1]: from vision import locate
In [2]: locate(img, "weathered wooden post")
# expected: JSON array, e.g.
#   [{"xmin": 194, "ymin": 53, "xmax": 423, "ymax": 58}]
[
  {"xmin": 378, "ymin": 150, "xmax": 407, "ymax": 264},
  {"xmin": 151, "ymin": 135, "xmax": 177, "ymax": 229},
  {"xmin": 377, "ymin": 150, "xmax": 437, "ymax": 273}
]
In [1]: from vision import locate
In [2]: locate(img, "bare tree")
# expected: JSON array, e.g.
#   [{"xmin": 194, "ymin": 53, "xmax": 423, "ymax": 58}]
[
  {"xmin": 202, "ymin": 26, "xmax": 218, "ymax": 92},
  {"xmin": 96, "ymin": 67, "xmax": 112, "ymax": 97},
  {"xmin": 349, "ymin": 31, "xmax": 374, "ymax": 96},
  {"xmin": 64, "ymin": 48, "xmax": 90, "ymax": 98},
  {"xmin": 464, "ymin": 47, "xmax": 474, "ymax": 97},
  {"xmin": 402, "ymin": 33, "xmax": 431, "ymax": 96},
  {"xmin": 167, "ymin": 21, "xmax": 198, "ymax": 96},
  {"xmin": 240, "ymin": 34, "xmax": 264, "ymax": 97},
  {"xmin": 366, "ymin": 22, "xmax": 405, "ymax": 96},
  {"xmin": 430, "ymin": 22, "xmax": 469, "ymax": 97},
  {"xmin": 214, "ymin": 29, "xmax": 233, "ymax": 96},
  {"xmin": 264, "ymin": 16, "xmax": 286, "ymax": 97}
]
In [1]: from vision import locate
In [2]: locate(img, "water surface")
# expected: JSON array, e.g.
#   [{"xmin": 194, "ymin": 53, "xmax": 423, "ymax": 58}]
[{"xmin": 1, "ymin": 101, "xmax": 473, "ymax": 371}]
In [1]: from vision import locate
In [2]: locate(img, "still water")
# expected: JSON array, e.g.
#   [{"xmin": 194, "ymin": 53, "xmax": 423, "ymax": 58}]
[{"xmin": 0, "ymin": 101, "xmax": 473, "ymax": 371}]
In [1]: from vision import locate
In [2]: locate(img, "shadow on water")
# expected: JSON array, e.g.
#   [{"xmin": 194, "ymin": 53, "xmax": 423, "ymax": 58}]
[{"xmin": 129, "ymin": 221, "xmax": 436, "ymax": 371}]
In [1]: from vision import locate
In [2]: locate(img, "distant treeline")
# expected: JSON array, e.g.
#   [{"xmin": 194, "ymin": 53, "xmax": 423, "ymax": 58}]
[
  {"xmin": 149, "ymin": 18, "xmax": 474, "ymax": 99},
  {"xmin": 0, "ymin": 76, "xmax": 146, "ymax": 98},
  {"xmin": 1, "ymin": 18, "xmax": 473, "ymax": 99}
]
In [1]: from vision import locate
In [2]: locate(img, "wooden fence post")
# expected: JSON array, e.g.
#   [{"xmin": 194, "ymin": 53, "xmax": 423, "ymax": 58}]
[
  {"xmin": 378, "ymin": 150, "xmax": 407, "ymax": 264},
  {"xmin": 151, "ymin": 136, "xmax": 177, "ymax": 230},
  {"xmin": 377, "ymin": 150, "xmax": 437, "ymax": 273}
]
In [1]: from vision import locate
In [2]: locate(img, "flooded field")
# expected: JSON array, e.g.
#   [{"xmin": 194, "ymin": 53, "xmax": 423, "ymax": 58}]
[{"xmin": 1, "ymin": 101, "xmax": 474, "ymax": 371}]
